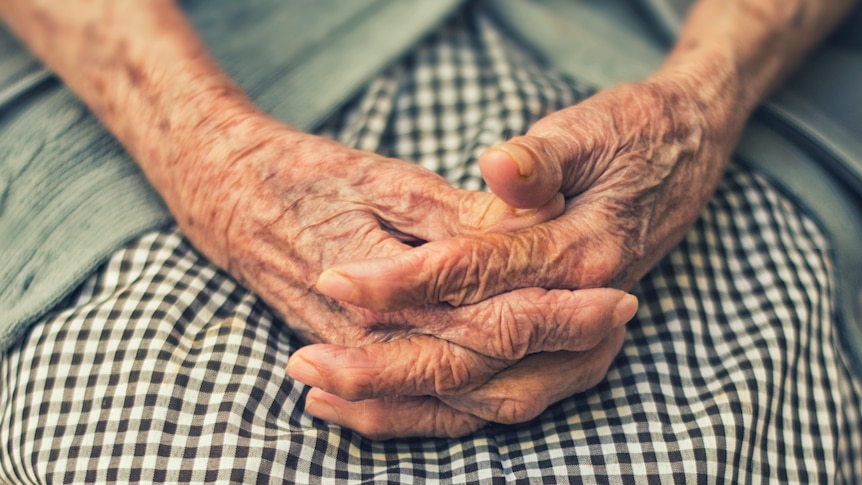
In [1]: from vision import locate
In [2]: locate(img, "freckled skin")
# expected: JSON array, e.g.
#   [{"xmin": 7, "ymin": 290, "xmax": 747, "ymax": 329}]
[{"xmin": 0, "ymin": 0, "xmax": 856, "ymax": 438}]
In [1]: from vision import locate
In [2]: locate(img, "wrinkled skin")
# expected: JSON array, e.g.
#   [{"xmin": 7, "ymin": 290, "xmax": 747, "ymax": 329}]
[
  {"xmin": 304, "ymin": 79, "xmax": 736, "ymax": 437},
  {"xmin": 295, "ymin": 0, "xmax": 862, "ymax": 437},
  {"xmin": 0, "ymin": 0, "xmax": 640, "ymax": 440},
  {"xmin": 4, "ymin": 0, "xmax": 851, "ymax": 442},
  {"xmin": 316, "ymin": 81, "xmax": 733, "ymax": 307},
  {"xmin": 170, "ymin": 112, "xmax": 638, "ymax": 438}
]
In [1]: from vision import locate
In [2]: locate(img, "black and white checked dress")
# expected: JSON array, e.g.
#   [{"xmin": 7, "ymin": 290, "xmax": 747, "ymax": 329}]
[{"xmin": 2, "ymin": 8, "xmax": 861, "ymax": 483}]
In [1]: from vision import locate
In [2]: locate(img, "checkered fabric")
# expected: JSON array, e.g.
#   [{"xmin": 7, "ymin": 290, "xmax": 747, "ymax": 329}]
[{"xmin": 2, "ymin": 7, "xmax": 861, "ymax": 484}]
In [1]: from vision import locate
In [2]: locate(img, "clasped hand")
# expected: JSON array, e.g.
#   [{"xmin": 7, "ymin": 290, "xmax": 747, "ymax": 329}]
[{"xmin": 178, "ymin": 79, "xmax": 725, "ymax": 439}]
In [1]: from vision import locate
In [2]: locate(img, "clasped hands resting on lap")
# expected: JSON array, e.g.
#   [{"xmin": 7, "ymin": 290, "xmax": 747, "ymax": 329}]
[
  {"xmin": 281, "ymin": 0, "xmax": 851, "ymax": 432},
  {"xmin": 279, "ymin": 77, "xmax": 735, "ymax": 439},
  {"xmin": 5, "ymin": 0, "xmax": 843, "ymax": 440},
  {"xmin": 135, "ymin": 63, "xmax": 733, "ymax": 441},
  {"xmin": 176, "ymin": 105, "xmax": 642, "ymax": 440},
  {"xmin": 0, "ymin": 0, "xmax": 665, "ymax": 439}
]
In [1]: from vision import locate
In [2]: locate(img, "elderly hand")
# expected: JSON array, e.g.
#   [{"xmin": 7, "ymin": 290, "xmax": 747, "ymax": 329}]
[
  {"xmin": 296, "ymin": 0, "xmax": 862, "ymax": 436},
  {"xmin": 315, "ymin": 78, "xmax": 733, "ymax": 307},
  {"xmin": 305, "ymin": 77, "xmax": 736, "ymax": 435},
  {"xmin": 169, "ymin": 111, "xmax": 638, "ymax": 437}
]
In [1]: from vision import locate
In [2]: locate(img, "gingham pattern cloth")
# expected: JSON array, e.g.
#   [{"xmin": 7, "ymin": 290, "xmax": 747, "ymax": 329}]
[{"xmin": 2, "ymin": 8, "xmax": 861, "ymax": 484}]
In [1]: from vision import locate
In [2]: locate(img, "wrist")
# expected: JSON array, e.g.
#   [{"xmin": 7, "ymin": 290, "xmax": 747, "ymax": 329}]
[
  {"xmin": 130, "ymin": 77, "xmax": 257, "ymax": 198},
  {"xmin": 646, "ymin": 56, "xmax": 748, "ymax": 153}
]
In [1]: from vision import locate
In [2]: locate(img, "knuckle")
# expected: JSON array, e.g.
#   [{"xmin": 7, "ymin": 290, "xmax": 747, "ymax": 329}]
[
  {"xmin": 553, "ymin": 228, "xmax": 622, "ymax": 289},
  {"xmin": 322, "ymin": 348, "xmax": 383, "ymax": 401},
  {"xmin": 395, "ymin": 339, "xmax": 478, "ymax": 397},
  {"xmin": 357, "ymin": 398, "xmax": 485, "ymax": 439},
  {"xmin": 485, "ymin": 299, "xmax": 530, "ymax": 361},
  {"xmin": 491, "ymin": 291, "xmax": 572, "ymax": 358},
  {"xmin": 351, "ymin": 402, "xmax": 399, "ymax": 440},
  {"xmin": 579, "ymin": 243, "xmax": 627, "ymax": 288},
  {"xmin": 431, "ymin": 233, "xmax": 522, "ymax": 307},
  {"xmin": 555, "ymin": 295, "xmax": 607, "ymax": 352},
  {"xmin": 328, "ymin": 367, "xmax": 381, "ymax": 401},
  {"xmin": 335, "ymin": 379, "xmax": 377, "ymax": 402},
  {"xmin": 432, "ymin": 356, "xmax": 475, "ymax": 396},
  {"xmin": 424, "ymin": 239, "xmax": 485, "ymax": 306},
  {"xmin": 512, "ymin": 228, "xmax": 560, "ymax": 288},
  {"xmin": 433, "ymin": 348, "xmax": 505, "ymax": 396}
]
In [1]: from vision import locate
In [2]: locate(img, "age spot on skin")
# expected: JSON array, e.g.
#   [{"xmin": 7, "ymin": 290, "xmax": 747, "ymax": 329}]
[{"xmin": 124, "ymin": 62, "xmax": 144, "ymax": 87}]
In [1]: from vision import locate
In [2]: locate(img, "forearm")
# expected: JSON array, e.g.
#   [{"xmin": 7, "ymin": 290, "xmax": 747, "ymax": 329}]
[
  {"xmin": 652, "ymin": 0, "xmax": 858, "ymax": 134},
  {"xmin": 0, "ymin": 0, "xmax": 260, "ymax": 204}
]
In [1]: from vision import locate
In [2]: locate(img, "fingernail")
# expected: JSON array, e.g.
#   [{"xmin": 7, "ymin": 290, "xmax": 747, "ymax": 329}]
[
  {"xmin": 494, "ymin": 144, "xmax": 534, "ymax": 178},
  {"xmin": 613, "ymin": 294, "xmax": 639, "ymax": 327},
  {"xmin": 286, "ymin": 356, "xmax": 324, "ymax": 387},
  {"xmin": 306, "ymin": 396, "xmax": 342, "ymax": 423},
  {"xmin": 316, "ymin": 270, "xmax": 356, "ymax": 302}
]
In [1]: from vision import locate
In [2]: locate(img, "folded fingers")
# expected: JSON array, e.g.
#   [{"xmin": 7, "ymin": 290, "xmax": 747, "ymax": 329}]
[
  {"xmin": 401, "ymin": 287, "xmax": 636, "ymax": 359},
  {"xmin": 298, "ymin": 327, "xmax": 626, "ymax": 439},
  {"xmin": 316, "ymin": 220, "xmax": 595, "ymax": 312},
  {"xmin": 287, "ymin": 336, "xmax": 508, "ymax": 401},
  {"xmin": 287, "ymin": 288, "xmax": 636, "ymax": 401}
]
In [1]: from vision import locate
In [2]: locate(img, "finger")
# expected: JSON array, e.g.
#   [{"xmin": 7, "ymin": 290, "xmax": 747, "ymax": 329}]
[
  {"xmin": 287, "ymin": 289, "xmax": 637, "ymax": 399},
  {"xmin": 303, "ymin": 390, "xmax": 487, "ymax": 440},
  {"xmin": 287, "ymin": 336, "xmax": 507, "ymax": 401},
  {"xmin": 478, "ymin": 137, "xmax": 565, "ymax": 209},
  {"xmin": 440, "ymin": 327, "xmax": 626, "ymax": 424},
  {"xmin": 399, "ymin": 287, "xmax": 637, "ymax": 359},
  {"xmin": 479, "ymin": 108, "xmax": 609, "ymax": 209},
  {"xmin": 316, "ymin": 218, "xmax": 622, "ymax": 311},
  {"xmin": 315, "ymin": 230, "xmax": 531, "ymax": 311},
  {"xmin": 301, "ymin": 328, "xmax": 627, "ymax": 436}
]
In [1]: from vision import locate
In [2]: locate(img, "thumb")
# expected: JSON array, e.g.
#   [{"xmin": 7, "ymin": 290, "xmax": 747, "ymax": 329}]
[
  {"xmin": 478, "ymin": 135, "xmax": 566, "ymax": 209},
  {"xmin": 479, "ymin": 108, "xmax": 607, "ymax": 210}
]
